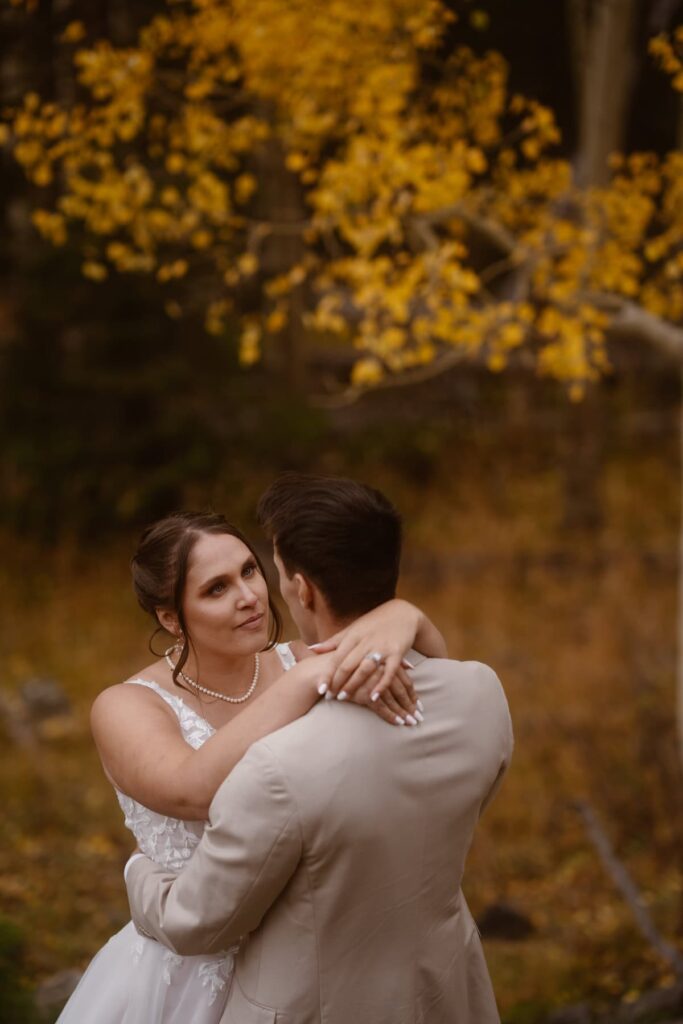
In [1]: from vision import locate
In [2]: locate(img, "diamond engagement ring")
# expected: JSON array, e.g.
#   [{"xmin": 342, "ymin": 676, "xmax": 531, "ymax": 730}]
[{"xmin": 365, "ymin": 651, "xmax": 384, "ymax": 666}]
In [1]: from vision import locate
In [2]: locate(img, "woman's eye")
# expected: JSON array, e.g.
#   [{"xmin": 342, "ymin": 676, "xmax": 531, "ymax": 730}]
[
  {"xmin": 209, "ymin": 581, "xmax": 226, "ymax": 595},
  {"xmin": 243, "ymin": 563, "xmax": 256, "ymax": 578}
]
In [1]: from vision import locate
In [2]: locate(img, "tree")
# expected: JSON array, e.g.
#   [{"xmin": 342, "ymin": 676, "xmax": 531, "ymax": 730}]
[{"xmin": 2, "ymin": 0, "xmax": 683, "ymax": 760}]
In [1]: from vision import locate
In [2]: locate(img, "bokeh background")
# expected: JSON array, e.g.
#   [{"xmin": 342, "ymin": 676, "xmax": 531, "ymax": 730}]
[{"xmin": 1, "ymin": 1, "xmax": 683, "ymax": 1021}]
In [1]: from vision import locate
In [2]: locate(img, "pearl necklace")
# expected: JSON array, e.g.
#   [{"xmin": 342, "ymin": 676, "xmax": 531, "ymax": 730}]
[{"xmin": 164, "ymin": 646, "xmax": 260, "ymax": 704}]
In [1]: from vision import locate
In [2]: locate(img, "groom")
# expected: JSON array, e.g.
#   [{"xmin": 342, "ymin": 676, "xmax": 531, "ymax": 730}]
[{"xmin": 125, "ymin": 474, "xmax": 513, "ymax": 1024}]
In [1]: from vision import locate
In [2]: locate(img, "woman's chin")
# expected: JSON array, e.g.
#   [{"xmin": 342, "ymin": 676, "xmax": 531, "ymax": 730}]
[{"xmin": 237, "ymin": 622, "xmax": 270, "ymax": 652}]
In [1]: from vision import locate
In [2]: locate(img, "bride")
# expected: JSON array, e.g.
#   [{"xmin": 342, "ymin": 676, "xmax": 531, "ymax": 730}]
[{"xmin": 57, "ymin": 510, "xmax": 446, "ymax": 1023}]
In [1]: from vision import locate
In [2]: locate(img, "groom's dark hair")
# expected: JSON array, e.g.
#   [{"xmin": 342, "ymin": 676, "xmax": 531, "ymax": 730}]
[{"xmin": 256, "ymin": 474, "xmax": 402, "ymax": 619}]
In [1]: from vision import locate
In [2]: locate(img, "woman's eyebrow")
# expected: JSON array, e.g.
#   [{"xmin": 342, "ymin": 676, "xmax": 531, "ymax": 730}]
[{"xmin": 199, "ymin": 557, "xmax": 255, "ymax": 589}]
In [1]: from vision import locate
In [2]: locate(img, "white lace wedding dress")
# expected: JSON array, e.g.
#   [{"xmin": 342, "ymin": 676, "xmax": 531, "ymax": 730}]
[{"xmin": 57, "ymin": 642, "xmax": 297, "ymax": 1024}]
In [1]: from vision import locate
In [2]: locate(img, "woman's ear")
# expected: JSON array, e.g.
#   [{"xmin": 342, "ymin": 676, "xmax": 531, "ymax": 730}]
[{"xmin": 157, "ymin": 607, "xmax": 180, "ymax": 637}]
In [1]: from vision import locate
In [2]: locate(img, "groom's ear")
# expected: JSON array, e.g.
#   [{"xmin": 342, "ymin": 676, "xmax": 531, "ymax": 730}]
[{"xmin": 293, "ymin": 572, "xmax": 315, "ymax": 611}]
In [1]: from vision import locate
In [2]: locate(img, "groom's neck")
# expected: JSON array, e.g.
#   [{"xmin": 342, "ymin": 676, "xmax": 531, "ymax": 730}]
[{"xmin": 312, "ymin": 608, "xmax": 355, "ymax": 643}]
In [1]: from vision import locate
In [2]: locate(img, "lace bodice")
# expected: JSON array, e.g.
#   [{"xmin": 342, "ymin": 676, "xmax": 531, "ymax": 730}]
[{"xmin": 116, "ymin": 642, "xmax": 297, "ymax": 871}]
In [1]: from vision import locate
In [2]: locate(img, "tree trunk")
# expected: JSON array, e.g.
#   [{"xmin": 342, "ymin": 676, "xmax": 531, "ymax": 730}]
[
  {"xmin": 252, "ymin": 131, "xmax": 308, "ymax": 394},
  {"xmin": 676, "ymin": 98, "xmax": 683, "ymax": 789},
  {"xmin": 568, "ymin": 0, "xmax": 640, "ymax": 187},
  {"xmin": 560, "ymin": 0, "xmax": 641, "ymax": 529}
]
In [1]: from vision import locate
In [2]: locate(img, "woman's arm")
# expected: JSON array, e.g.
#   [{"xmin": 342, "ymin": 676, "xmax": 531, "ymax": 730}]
[
  {"xmin": 412, "ymin": 607, "xmax": 448, "ymax": 659},
  {"xmin": 91, "ymin": 648, "xmax": 412, "ymax": 821},
  {"xmin": 91, "ymin": 656, "xmax": 326, "ymax": 820}
]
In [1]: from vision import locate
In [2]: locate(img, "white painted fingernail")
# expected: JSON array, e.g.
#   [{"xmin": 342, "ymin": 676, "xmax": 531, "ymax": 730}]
[
  {"xmin": 337, "ymin": 691, "xmax": 348, "ymax": 702},
  {"xmin": 309, "ymin": 642, "xmax": 323, "ymax": 649},
  {"xmin": 394, "ymin": 715, "xmax": 405, "ymax": 725},
  {"xmin": 370, "ymin": 692, "xmax": 380, "ymax": 702},
  {"xmin": 405, "ymin": 714, "xmax": 417, "ymax": 726},
  {"xmin": 324, "ymin": 691, "xmax": 334, "ymax": 701},
  {"xmin": 402, "ymin": 659, "xmax": 415, "ymax": 669},
  {"xmin": 416, "ymin": 699, "xmax": 424, "ymax": 712},
  {"xmin": 414, "ymin": 710, "xmax": 424, "ymax": 723},
  {"xmin": 317, "ymin": 682, "xmax": 328, "ymax": 695}
]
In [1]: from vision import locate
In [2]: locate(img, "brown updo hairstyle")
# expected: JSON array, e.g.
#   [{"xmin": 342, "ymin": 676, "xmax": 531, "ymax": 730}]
[{"xmin": 131, "ymin": 511, "xmax": 283, "ymax": 687}]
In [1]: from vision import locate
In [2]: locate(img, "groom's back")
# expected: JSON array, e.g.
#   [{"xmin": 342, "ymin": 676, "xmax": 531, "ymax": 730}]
[{"xmin": 231, "ymin": 656, "xmax": 512, "ymax": 1024}]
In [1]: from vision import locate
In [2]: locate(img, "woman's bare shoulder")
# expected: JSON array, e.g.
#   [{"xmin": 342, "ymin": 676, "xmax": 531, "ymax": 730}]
[{"xmin": 90, "ymin": 662, "xmax": 174, "ymax": 730}]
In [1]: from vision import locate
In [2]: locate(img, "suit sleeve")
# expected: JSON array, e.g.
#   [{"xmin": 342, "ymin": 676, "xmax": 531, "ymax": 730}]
[{"xmin": 125, "ymin": 740, "xmax": 301, "ymax": 956}]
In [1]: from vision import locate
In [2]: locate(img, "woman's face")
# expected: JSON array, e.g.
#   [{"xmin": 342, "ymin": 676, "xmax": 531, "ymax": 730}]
[{"xmin": 180, "ymin": 532, "xmax": 270, "ymax": 659}]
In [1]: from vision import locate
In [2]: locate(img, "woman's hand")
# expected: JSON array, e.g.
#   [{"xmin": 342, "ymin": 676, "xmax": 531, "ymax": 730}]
[
  {"xmin": 348, "ymin": 664, "xmax": 421, "ymax": 727},
  {"xmin": 295, "ymin": 644, "xmax": 419, "ymax": 726},
  {"xmin": 310, "ymin": 598, "xmax": 440, "ymax": 709}
]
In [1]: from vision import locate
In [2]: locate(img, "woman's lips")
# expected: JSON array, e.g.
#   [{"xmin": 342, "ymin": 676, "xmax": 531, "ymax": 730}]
[{"xmin": 237, "ymin": 612, "xmax": 265, "ymax": 630}]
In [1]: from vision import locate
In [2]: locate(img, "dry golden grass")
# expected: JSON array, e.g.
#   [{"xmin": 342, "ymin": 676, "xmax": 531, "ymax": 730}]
[{"xmin": 1, "ymin": 453, "xmax": 681, "ymax": 1022}]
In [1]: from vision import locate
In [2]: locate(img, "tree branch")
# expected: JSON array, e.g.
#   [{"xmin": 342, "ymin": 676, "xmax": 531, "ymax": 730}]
[
  {"xmin": 593, "ymin": 295, "xmax": 683, "ymax": 364},
  {"xmin": 313, "ymin": 346, "xmax": 473, "ymax": 408},
  {"xmin": 415, "ymin": 204, "xmax": 519, "ymax": 256},
  {"xmin": 575, "ymin": 800, "xmax": 683, "ymax": 981}
]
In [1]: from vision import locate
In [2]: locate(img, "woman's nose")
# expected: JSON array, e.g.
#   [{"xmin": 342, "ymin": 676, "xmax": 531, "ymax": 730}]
[{"xmin": 237, "ymin": 581, "xmax": 258, "ymax": 605}]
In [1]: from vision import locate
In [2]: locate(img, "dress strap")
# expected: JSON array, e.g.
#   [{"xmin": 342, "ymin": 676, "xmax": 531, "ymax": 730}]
[
  {"xmin": 124, "ymin": 678, "xmax": 186, "ymax": 717},
  {"xmin": 275, "ymin": 643, "xmax": 297, "ymax": 671}
]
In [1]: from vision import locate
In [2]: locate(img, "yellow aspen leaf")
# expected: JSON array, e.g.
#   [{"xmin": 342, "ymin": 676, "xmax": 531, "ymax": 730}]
[
  {"xmin": 352, "ymin": 358, "xmax": 383, "ymax": 385},
  {"xmin": 14, "ymin": 139, "xmax": 42, "ymax": 165},
  {"xmin": 160, "ymin": 187, "xmax": 181, "ymax": 207},
  {"xmin": 205, "ymin": 300, "xmax": 231, "ymax": 335},
  {"xmin": 82, "ymin": 261, "xmax": 108, "ymax": 281},
  {"xmin": 289, "ymin": 265, "xmax": 307, "ymax": 286},
  {"xmin": 522, "ymin": 137, "xmax": 540, "ymax": 160},
  {"xmin": 500, "ymin": 322, "xmax": 525, "ymax": 348},
  {"xmin": 239, "ymin": 322, "xmax": 261, "ymax": 366},
  {"xmin": 32, "ymin": 209, "xmax": 67, "ymax": 245},
  {"xmin": 469, "ymin": 9, "xmax": 490, "ymax": 31},
  {"xmin": 264, "ymin": 274, "xmax": 292, "ymax": 298},
  {"xmin": 466, "ymin": 147, "xmax": 487, "ymax": 173},
  {"xmin": 165, "ymin": 153, "xmax": 185, "ymax": 174},
  {"xmin": 60, "ymin": 20, "xmax": 86, "ymax": 44},
  {"xmin": 157, "ymin": 259, "xmax": 187, "ymax": 282},
  {"xmin": 286, "ymin": 151, "xmax": 308, "ymax": 172},
  {"xmin": 191, "ymin": 229, "xmax": 213, "ymax": 249},
  {"xmin": 185, "ymin": 79, "xmax": 213, "ymax": 101},
  {"xmin": 234, "ymin": 173, "xmax": 257, "ymax": 204},
  {"xmin": 238, "ymin": 252, "xmax": 259, "ymax": 276},
  {"xmin": 266, "ymin": 308, "xmax": 288, "ymax": 333}
]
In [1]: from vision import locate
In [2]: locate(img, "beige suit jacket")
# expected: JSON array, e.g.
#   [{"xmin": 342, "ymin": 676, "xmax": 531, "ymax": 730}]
[{"xmin": 127, "ymin": 656, "xmax": 513, "ymax": 1024}]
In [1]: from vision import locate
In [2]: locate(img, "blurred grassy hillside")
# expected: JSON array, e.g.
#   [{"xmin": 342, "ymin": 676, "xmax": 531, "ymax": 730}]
[{"xmin": 1, "ymin": 364, "xmax": 681, "ymax": 1022}]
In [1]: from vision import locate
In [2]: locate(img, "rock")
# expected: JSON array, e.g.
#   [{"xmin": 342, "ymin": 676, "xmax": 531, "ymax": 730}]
[
  {"xmin": 477, "ymin": 901, "xmax": 535, "ymax": 940},
  {"xmin": 0, "ymin": 689, "xmax": 35, "ymax": 747},
  {"xmin": 34, "ymin": 968, "xmax": 82, "ymax": 1014},
  {"xmin": 20, "ymin": 678, "xmax": 71, "ymax": 720}
]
